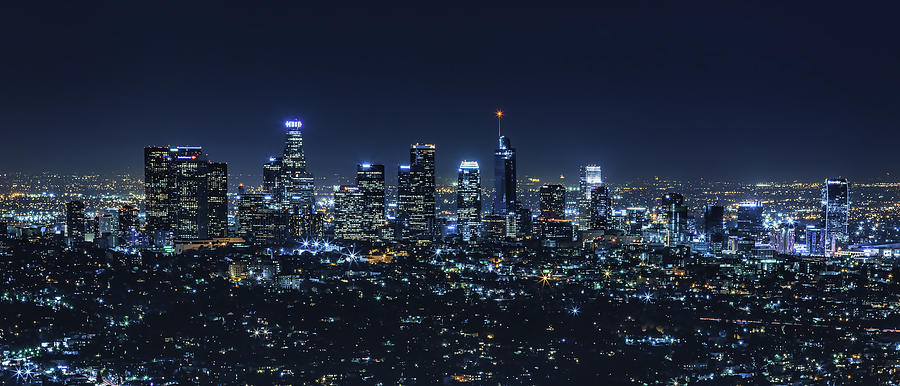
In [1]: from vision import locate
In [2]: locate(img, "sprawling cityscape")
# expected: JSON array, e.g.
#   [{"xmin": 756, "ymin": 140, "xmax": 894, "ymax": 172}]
[
  {"xmin": 2, "ymin": 113, "xmax": 900, "ymax": 384},
  {"xmin": 5, "ymin": 3, "xmax": 900, "ymax": 385}
]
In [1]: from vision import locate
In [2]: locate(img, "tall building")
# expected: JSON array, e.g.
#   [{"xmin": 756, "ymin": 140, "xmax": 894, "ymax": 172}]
[
  {"xmin": 333, "ymin": 185, "xmax": 366, "ymax": 241},
  {"xmin": 262, "ymin": 156, "xmax": 282, "ymax": 198},
  {"xmin": 410, "ymin": 144, "xmax": 436, "ymax": 239},
  {"xmin": 264, "ymin": 120, "xmax": 315, "ymax": 209},
  {"xmin": 578, "ymin": 165, "xmax": 603, "ymax": 224},
  {"xmin": 822, "ymin": 178, "xmax": 850, "ymax": 254},
  {"xmin": 659, "ymin": 192, "xmax": 687, "ymax": 246},
  {"xmin": 357, "ymin": 163, "xmax": 387, "ymax": 241},
  {"xmin": 207, "ymin": 161, "xmax": 228, "ymax": 237},
  {"xmin": 493, "ymin": 135, "xmax": 517, "ymax": 217},
  {"xmin": 456, "ymin": 161, "xmax": 482, "ymax": 242},
  {"xmin": 143, "ymin": 146, "xmax": 228, "ymax": 242},
  {"xmin": 538, "ymin": 184, "xmax": 566, "ymax": 220},
  {"xmin": 589, "ymin": 185, "xmax": 611, "ymax": 232},
  {"xmin": 65, "ymin": 200, "xmax": 85, "ymax": 241},
  {"xmin": 704, "ymin": 205, "xmax": 725, "ymax": 250},
  {"xmin": 238, "ymin": 193, "xmax": 288, "ymax": 246},
  {"xmin": 736, "ymin": 200, "xmax": 764, "ymax": 240},
  {"xmin": 397, "ymin": 164, "xmax": 429, "ymax": 241},
  {"xmin": 144, "ymin": 146, "xmax": 172, "ymax": 240}
]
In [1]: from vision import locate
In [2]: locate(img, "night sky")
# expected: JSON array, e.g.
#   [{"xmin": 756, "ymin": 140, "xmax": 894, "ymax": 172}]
[{"xmin": 2, "ymin": 3, "xmax": 899, "ymax": 183}]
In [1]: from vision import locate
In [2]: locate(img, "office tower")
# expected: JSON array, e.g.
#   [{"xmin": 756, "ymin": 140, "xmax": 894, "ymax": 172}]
[
  {"xmin": 263, "ymin": 156, "xmax": 282, "ymax": 197},
  {"xmin": 290, "ymin": 205, "xmax": 325, "ymax": 240},
  {"xmin": 578, "ymin": 165, "xmax": 603, "ymax": 224},
  {"xmin": 118, "ymin": 205, "xmax": 139, "ymax": 246},
  {"xmin": 493, "ymin": 136, "xmax": 517, "ymax": 216},
  {"xmin": 736, "ymin": 201, "xmax": 764, "ymax": 240},
  {"xmin": 144, "ymin": 146, "xmax": 172, "ymax": 240},
  {"xmin": 65, "ymin": 200, "xmax": 85, "ymax": 241},
  {"xmin": 397, "ymin": 164, "xmax": 429, "ymax": 241},
  {"xmin": 410, "ymin": 144, "xmax": 436, "ymax": 239},
  {"xmin": 625, "ymin": 207, "xmax": 647, "ymax": 235},
  {"xmin": 333, "ymin": 185, "xmax": 366, "ymax": 241},
  {"xmin": 170, "ymin": 147, "xmax": 209, "ymax": 239},
  {"xmin": 659, "ymin": 192, "xmax": 687, "ymax": 246},
  {"xmin": 822, "ymin": 178, "xmax": 850, "ymax": 254},
  {"xmin": 144, "ymin": 146, "xmax": 228, "ymax": 242},
  {"xmin": 806, "ymin": 226, "xmax": 825, "ymax": 256},
  {"xmin": 456, "ymin": 161, "xmax": 482, "ymax": 242},
  {"xmin": 238, "ymin": 194, "xmax": 288, "ymax": 246},
  {"xmin": 771, "ymin": 222, "xmax": 795, "ymax": 255},
  {"xmin": 207, "ymin": 161, "xmax": 228, "ymax": 237},
  {"xmin": 589, "ymin": 185, "xmax": 611, "ymax": 232},
  {"xmin": 357, "ymin": 163, "xmax": 387, "ymax": 240},
  {"xmin": 539, "ymin": 184, "xmax": 566, "ymax": 220},
  {"xmin": 265, "ymin": 120, "xmax": 315, "ymax": 208},
  {"xmin": 703, "ymin": 205, "xmax": 725, "ymax": 251},
  {"xmin": 482, "ymin": 214, "xmax": 506, "ymax": 241}
]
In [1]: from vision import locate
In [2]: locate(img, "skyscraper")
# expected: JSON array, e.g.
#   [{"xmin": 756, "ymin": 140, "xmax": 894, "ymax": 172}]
[
  {"xmin": 207, "ymin": 161, "xmax": 228, "ymax": 238},
  {"xmin": 736, "ymin": 200, "xmax": 764, "ymax": 241},
  {"xmin": 704, "ymin": 205, "xmax": 725, "ymax": 251},
  {"xmin": 144, "ymin": 146, "xmax": 172, "ymax": 241},
  {"xmin": 66, "ymin": 200, "xmax": 85, "ymax": 241},
  {"xmin": 238, "ymin": 193, "xmax": 288, "ymax": 246},
  {"xmin": 333, "ymin": 185, "xmax": 366, "ymax": 241},
  {"xmin": 659, "ymin": 192, "xmax": 687, "ymax": 246},
  {"xmin": 493, "ymin": 136, "xmax": 517, "ymax": 217},
  {"xmin": 397, "ymin": 164, "xmax": 429, "ymax": 241},
  {"xmin": 410, "ymin": 144, "xmax": 436, "ymax": 239},
  {"xmin": 822, "ymin": 178, "xmax": 850, "ymax": 254},
  {"xmin": 589, "ymin": 185, "xmax": 611, "ymax": 232},
  {"xmin": 578, "ymin": 165, "xmax": 603, "ymax": 225},
  {"xmin": 357, "ymin": 163, "xmax": 386, "ymax": 241},
  {"xmin": 143, "ymin": 146, "xmax": 227, "ymax": 242},
  {"xmin": 263, "ymin": 120, "xmax": 315, "ymax": 209},
  {"xmin": 538, "ymin": 184, "xmax": 566, "ymax": 220},
  {"xmin": 457, "ymin": 161, "xmax": 482, "ymax": 242}
]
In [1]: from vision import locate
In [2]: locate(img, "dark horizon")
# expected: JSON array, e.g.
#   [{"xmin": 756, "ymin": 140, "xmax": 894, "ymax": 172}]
[{"xmin": 2, "ymin": 3, "xmax": 899, "ymax": 182}]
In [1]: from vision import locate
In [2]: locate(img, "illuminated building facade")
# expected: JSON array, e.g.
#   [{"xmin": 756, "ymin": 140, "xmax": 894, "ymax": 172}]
[
  {"xmin": 143, "ymin": 146, "xmax": 228, "ymax": 242},
  {"xmin": 410, "ymin": 144, "xmax": 436, "ymax": 239},
  {"xmin": 493, "ymin": 136, "xmax": 517, "ymax": 217},
  {"xmin": 397, "ymin": 164, "xmax": 429, "ymax": 241},
  {"xmin": 736, "ymin": 200, "xmax": 764, "ymax": 241},
  {"xmin": 263, "ymin": 120, "xmax": 315, "ymax": 209},
  {"xmin": 578, "ymin": 165, "xmax": 603, "ymax": 225},
  {"xmin": 659, "ymin": 192, "xmax": 687, "ymax": 246},
  {"xmin": 357, "ymin": 163, "xmax": 386, "ymax": 241},
  {"xmin": 539, "ymin": 184, "xmax": 566, "ymax": 220},
  {"xmin": 456, "ymin": 161, "xmax": 482, "ymax": 242},
  {"xmin": 333, "ymin": 185, "xmax": 366, "ymax": 241},
  {"xmin": 238, "ymin": 193, "xmax": 288, "ymax": 246},
  {"xmin": 65, "ymin": 200, "xmax": 85, "ymax": 241},
  {"xmin": 822, "ymin": 178, "xmax": 850, "ymax": 254}
]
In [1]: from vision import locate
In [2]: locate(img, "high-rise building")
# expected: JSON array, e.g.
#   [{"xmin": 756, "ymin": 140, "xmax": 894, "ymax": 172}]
[
  {"xmin": 263, "ymin": 120, "xmax": 316, "ymax": 209},
  {"xmin": 704, "ymin": 205, "xmax": 725, "ymax": 250},
  {"xmin": 357, "ymin": 163, "xmax": 387, "ymax": 241},
  {"xmin": 118, "ymin": 205, "xmax": 139, "ymax": 246},
  {"xmin": 736, "ymin": 200, "xmax": 764, "ymax": 240},
  {"xmin": 262, "ymin": 156, "xmax": 282, "ymax": 197},
  {"xmin": 207, "ymin": 161, "xmax": 228, "ymax": 238},
  {"xmin": 238, "ymin": 193, "xmax": 288, "ymax": 246},
  {"xmin": 397, "ymin": 164, "xmax": 429, "ymax": 241},
  {"xmin": 457, "ymin": 161, "xmax": 482, "ymax": 241},
  {"xmin": 822, "ymin": 178, "xmax": 850, "ymax": 254},
  {"xmin": 771, "ymin": 222, "xmax": 795, "ymax": 255},
  {"xmin": 143, "ymin": 146, "xmax": 228, "ymax": 242},
  {"xmin": 333, "ymin": 185, "xmax": 366, "ymax": 241},
  {"xmin": 144, "ymin": 146, "xmax": 172, "ymax": 240},
  {"xmin": 410, "ymin": 144, "xmax": 436, "ymax": 239},
  {"xmin": 659, "ymin": 192, "xmax": 687, "ymax": 246},
  {"xmin": 493, "ymin": 136, "xmax": 517, "ymax": 217},
  {"xmin": 538, "ymin": 184, "xmax": 566, "ymax": 220},
  {"xmin": 589, "ymin": 185, "xmax": 611, "ymax": 232},
  {"xmin": 578, "ymin": 165, "xmax": 603, "ymax": 224},
  {"xmin": 65, "ymin": 200, "xmax": 85, "ymax": 241}
]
